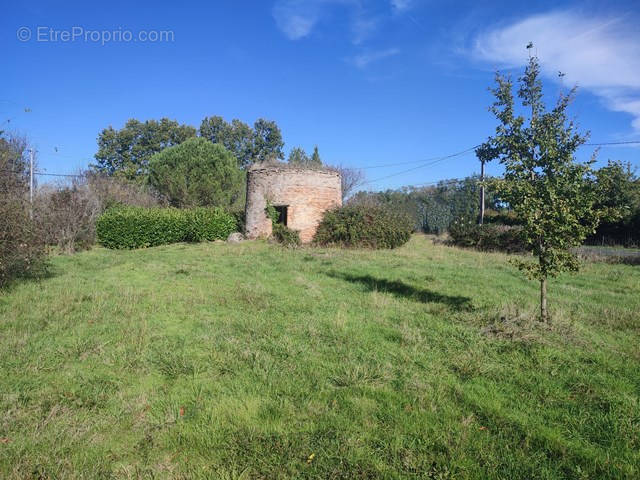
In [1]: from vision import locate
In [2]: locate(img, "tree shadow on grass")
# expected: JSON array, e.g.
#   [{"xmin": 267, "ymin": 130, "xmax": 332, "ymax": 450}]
[
  {"xmin": 327, "ymin": 271, "xmax": 473, "ymax": 311},
  {"xmin": 0, "ymin": 262, "xmax": 56, "ymax": 294}
]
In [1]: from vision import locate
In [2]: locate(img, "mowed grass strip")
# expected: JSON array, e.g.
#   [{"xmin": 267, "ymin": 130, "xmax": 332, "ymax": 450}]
[{"xmin": 0, "ymin": 236, "xmax": 638, "ymax": 479}]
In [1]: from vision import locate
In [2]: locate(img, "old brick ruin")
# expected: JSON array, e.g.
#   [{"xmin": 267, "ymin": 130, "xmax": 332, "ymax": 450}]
[{"xmin": 244, "ymin": 164, "xmax": 342, "ymax": 243}]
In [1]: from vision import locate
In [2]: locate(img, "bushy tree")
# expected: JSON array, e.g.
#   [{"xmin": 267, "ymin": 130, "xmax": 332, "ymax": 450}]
[
  {"xmin": 93, "ymin": 118, "xmax": 196, "ymax": 181},
  {"xmin": 479, "ymin": 50, "xmax": 609, "ymax": 321},
  {"xmin": 199, "ymin": 116, "xmax": 228, "ymax": 144},
  {"xmin": 287, "ymin": 145, "xmax": 325, "ymax": 169},
  {"xmin": 199, "ymin": 117, "xmax": 255, "ymax": 169},
  {"xmin": 287, "ymin": 147, "xmax": 311, "ymax": 165},
  {"xmin": 590, "ymin": 160, "xmax": 640, "ymax": 245},
  {"xmin": 148, "ymin": 138, "xmax": 244, "ymax": 209},
  {"xmin": 253, "ymin": 118, "xmax": 284, "ymax": 162}
]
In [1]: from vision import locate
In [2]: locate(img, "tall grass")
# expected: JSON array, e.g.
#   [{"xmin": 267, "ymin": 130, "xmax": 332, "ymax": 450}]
[{"xmin": 0, "ymin": 236, "xmax": 638, "ymax": 478}]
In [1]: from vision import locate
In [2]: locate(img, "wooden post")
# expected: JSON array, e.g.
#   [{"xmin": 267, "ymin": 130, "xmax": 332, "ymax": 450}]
[
  {"xmin": 479, "ymin": 159, "xmax": 485, "ymax": 225},
  {"xmin": 540, "ymin": 278, "xmax": 548, "ymax": 322},
  {"xmin": 29, "ymin": 148, "xmax": 34, "ymax": 219}
]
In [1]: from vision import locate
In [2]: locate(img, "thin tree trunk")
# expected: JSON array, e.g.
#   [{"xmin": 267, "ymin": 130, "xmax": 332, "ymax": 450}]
[
  {"xmin": 540, "ymin": 277, "xmax": 548, "ymax": 323},
  {"xmin": 479, "ymin": 159, "xmax": 485, "ymax": 225}
]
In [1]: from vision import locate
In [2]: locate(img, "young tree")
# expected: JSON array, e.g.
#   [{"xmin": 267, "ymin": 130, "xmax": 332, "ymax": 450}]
[
  {"xmin": 148, "ymin": 138, "xmax": 244, "ymax": 209},
  {"xmin": 310, "ymin": 145, "xmax": 322, "ymax": 166},
  {"xmin": 287, "ymin": 146, "xmax": 311, "ymax": 165},
  {"xmin": 332, "ymin": 165, "xmax": 365, "ymax": 201},
  {"xmin": 480, "ymin": 50, "xmax": 607, "ymax": 322},
  {"xmin": 94, "ymin": 118, "xmax": 196, "ymax": 181}
]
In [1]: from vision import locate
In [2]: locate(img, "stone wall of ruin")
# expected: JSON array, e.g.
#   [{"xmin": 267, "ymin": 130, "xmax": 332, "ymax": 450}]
[{"xmin": 244, "ymin": 165, "xmax": 342, "ymax": 243}]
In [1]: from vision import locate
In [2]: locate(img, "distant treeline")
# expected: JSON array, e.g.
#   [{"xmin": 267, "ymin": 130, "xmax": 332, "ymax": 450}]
[
  {"xmin": 350, "ymin": 162, "xmax": 640, "ymax": 247},
  {"xmin": 349, "ymin": 175, "xmax": 500, "ymax": 234}
]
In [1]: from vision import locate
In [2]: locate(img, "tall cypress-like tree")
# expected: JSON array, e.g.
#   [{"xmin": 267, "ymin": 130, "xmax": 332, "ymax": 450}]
[
  {"xmin": 310, "ymin": 145, "xmax": 322, "ymax": 166},
  {"xmin": 478, "ymin": 49, "xmax": 609, "ymax": 322}
]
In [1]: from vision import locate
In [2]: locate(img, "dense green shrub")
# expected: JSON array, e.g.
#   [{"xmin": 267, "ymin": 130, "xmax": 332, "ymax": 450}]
[
  {"xmin": 96, "ymin": 206, "xmax": 236, "ymax": 249},
  {"xmin": 483, "ymin": 209, "xmax": 521, "ymax": 226},
  {"xmin": 229, "ymin": 208, "xmax": 246, "ymax": 233},
  {"xmin": 185, "ymin": 207, "xmax": 238, "ymax": 242},
  {"xmin": 263, "ymin": 201, "xmax": 301, "ymax": 247},
  {"xmin": 449, "ymin": 218, "xmax": 526, "ymax": 253},
  {"xmin": 314, "ymin": 205, "xmax": 412, "ymax": 249},
  {"xmin": 148, "ymin": 138, "xmax": 245, "ymax": 209},
  {"xmin": 271, "ymin": 223, "xmax": 301, "ymax": 247}
]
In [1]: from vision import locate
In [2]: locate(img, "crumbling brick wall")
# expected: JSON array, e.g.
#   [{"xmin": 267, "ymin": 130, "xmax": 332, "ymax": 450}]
[{"xmin": 245, "ymin": 165, "xmax": 342, "ymax": 243}]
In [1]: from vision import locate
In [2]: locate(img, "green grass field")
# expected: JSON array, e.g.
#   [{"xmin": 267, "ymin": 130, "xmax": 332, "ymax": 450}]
[{"xmin": 1, "ymin": 236, "xmax": 639, "ymax": 479}]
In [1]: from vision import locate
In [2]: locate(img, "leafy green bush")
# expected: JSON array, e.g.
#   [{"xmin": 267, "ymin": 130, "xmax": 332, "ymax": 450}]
[
  {"xmin": 271, "ymin": 223, "xmax": 301, "ymax": 247},
  {"xmin": 96, "ymin": 206, "xmax": 236, "ymax": 249},
  {"xmin": 483, "ymin": 209, "xmax": 521, "ymax": 226},
  {"xmin": 449, "ymin": 218, "xmax": 526, "ymax": 253},
  {"xmin": 263, "ymin": 201, "xmax": 301, "ymax": 247},
  {"xmin": 148, "ymin": 137, "xmax": 245, "ymax": 209},
  {"xmin": 185, "ymin": 207, "xmax": 238, "ymax": 242},
  {"xmin": 314, "ymin": 205, "xmax": 412, "ymax": 249}
]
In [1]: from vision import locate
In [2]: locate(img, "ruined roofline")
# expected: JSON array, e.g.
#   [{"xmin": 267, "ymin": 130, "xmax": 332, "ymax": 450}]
[{"xmin": 248, "ymin": 161, "xmax": 341, "ymax": 176}]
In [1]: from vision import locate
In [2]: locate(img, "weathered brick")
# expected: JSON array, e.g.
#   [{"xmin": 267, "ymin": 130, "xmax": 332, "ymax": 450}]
[{"xmin": 244, "ymin": 165, "xmax": 342, "ymax": 243}]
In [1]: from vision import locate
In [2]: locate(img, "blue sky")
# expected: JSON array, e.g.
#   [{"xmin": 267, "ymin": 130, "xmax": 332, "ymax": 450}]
[{"xmin": 2, "ymin": 0, "xmax": 639, "ymax": 190}]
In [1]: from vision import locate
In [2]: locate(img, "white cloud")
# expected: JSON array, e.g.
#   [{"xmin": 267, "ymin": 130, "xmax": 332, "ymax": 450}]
[
  {"xmin": 272, "ymin": 1, "xmax": 323, "ymax": 40},
  {"xmin": 272, "ymin": 0, "xmax": 381, "ymax": 44},
  {"xmin": 351, "ymin": 48, "xmax": 400, "ymax": 68},
  {"xmin": 472, "ymin": 10, "xmax": 640, "ymax": 132},
  {"xmin": 351, "ymin": 14, "xmax": 380, "ymax": 45},
  {"xmin": 390, "ymin": 0, "xmax": 413, "ymax": 13}
]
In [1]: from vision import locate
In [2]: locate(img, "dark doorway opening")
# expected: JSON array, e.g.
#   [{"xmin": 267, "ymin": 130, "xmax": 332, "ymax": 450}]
[{"xmin": 274, "ymin": 205, "xmax": 288, "ymax": 226}]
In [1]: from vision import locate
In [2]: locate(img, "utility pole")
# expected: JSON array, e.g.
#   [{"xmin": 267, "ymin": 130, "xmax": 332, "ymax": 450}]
[
  {"xmin": 479, "ymin": 158, "xmax": 485, "ymax": 225},
  {"xmin": 29, "ymin": 148, "xmax": 34, "ymax": 219}
]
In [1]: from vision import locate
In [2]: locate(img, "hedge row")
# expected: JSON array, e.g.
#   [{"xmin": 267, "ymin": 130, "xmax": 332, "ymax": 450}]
[
  {"xmin": 448, "ymin": 219, "xmax": 527, "ymax": 253},
  {"xmin": 314, "ymin": 205, "xmax": 413, "ymax": 249},
  {"xmin": 96, "ymin": 206, "xmax": 236, "ymax": 249}
]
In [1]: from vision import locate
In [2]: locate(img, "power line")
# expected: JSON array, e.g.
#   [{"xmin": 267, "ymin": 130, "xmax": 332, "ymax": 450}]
[
  {"xmin": 358, "ymin": 139, "xmax": 640, "ymax": 189},
  {"xmin": 38, "ymin": 170, "xmax": 85, "ymax": 178},
  {"xmin": 585, "ymin": 140, "xmax": 640, "ymax": 146},
  {"xmin": 0, "ymin": 167, "xmax": 83, "ymax": 178},
  {"xmin": 361, "ymin": 146, "xmax": 479, "ymax": 186},
  {"xmin": 361, "ymin": 148, "xmax": 479, "ymax": 169},
  {"xmin": 356, "ymin": 140, "xmax": 639, "ymax": 171},
  {"xmin": 360, "ymin": 146, "xmax": 480, "ymax": 170},
  {"xmin": 408, "ymin": 178, "xmax": 464, "ymax": 188}
]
